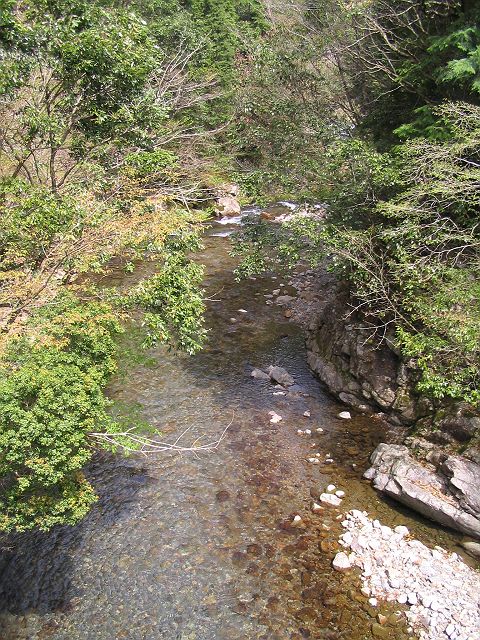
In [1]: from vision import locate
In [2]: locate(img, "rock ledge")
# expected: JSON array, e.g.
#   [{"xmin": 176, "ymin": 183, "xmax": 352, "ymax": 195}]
[{"xmin": 364, "ymin": 444, "xmax": 480, "ymax": 539}]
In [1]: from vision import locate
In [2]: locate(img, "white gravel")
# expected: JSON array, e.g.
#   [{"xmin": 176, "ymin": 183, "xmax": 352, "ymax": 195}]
[{"xmin": 336, "ymin": 510, "xmax": 480, "ymax": 640}]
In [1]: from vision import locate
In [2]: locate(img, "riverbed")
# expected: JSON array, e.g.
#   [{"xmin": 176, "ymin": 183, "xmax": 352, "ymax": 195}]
[{"xmin": 0, "ymin": 209, "xmax": 469, "ymax": 640}]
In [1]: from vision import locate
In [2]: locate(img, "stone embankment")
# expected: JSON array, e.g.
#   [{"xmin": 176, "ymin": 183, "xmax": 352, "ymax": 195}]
[{"xmin": 334, "ymin": 511, "xmax": 480, "ymax": 640}]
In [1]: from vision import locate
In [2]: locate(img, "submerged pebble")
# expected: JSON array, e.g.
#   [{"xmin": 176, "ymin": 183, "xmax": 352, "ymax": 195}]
[
  {"xmin": 320, "ymin": 493, "xmax": 342, "ymax": 507},
  {"xmin": 268, "ymin": 411, "xmax": 282, "ymax": 424}
]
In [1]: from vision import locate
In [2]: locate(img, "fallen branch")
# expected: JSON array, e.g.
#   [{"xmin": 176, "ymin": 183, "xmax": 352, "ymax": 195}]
[{"xmin": 90, "ymin": 416, "xmax": 233, "ymax": 457}]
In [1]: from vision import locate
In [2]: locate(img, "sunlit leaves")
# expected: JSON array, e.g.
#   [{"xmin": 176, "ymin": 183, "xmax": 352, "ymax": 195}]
[
  {"xmin": 128, "ymin": 232, "xmax": 206, "ymax": 354},
  {"xmin": 0, "ymin": 294, "xmax": 122, "ymax": 532}
]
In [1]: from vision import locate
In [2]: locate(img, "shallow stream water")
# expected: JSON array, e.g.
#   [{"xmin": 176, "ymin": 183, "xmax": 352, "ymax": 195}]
[{"xmin": 0, "ymin": 209, "xmax": 468, "ymax": 640}]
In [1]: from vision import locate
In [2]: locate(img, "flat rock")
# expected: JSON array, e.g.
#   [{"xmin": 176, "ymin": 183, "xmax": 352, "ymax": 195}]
[
  {"xmin": 267, "ymin": 365, "xmax": 294, "ymax": 387},
  {"xmin": 320, "ymin": 492, "xmax": 342, "ymax": 507},
  {"xmin": 364, "ymin": 444, "xmax": 480, "ymax": 538}
]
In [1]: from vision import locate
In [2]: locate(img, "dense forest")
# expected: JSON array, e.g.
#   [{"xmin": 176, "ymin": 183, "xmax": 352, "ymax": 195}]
[{"xmin": 0, "ymin": 0, "xmax": 479, "ymax": 534}]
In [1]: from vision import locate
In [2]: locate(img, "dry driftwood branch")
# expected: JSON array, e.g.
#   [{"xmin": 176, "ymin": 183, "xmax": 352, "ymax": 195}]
[{"xmin": 90, "ymin": 416, "xmax": 233, "ymax": 457}]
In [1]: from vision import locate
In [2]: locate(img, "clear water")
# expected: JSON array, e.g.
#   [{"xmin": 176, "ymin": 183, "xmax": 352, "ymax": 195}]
[{"xmin": 0, "ymin": 212, "xmax": 467, "ymax": 640}]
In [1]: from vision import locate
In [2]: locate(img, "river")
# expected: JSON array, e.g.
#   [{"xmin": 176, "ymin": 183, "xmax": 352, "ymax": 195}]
[{"xmin": 0, "ymin": 208, "xmax": 466, "ymax": 640}]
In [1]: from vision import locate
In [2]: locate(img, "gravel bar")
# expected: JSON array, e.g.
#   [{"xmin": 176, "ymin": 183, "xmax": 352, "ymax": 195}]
[{"xmin": 334, "ymin": 510, "xmax": 480, "ymax": 640}]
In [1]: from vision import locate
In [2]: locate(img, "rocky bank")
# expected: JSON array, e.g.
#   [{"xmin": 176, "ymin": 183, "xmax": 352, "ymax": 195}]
[
  {"xmin": 282, "ymin": 266, "xmax": 480, "ymax": 540},
  {"xmin": 364, "ymin": 444, "xmax": 480, "ymax": 539}
]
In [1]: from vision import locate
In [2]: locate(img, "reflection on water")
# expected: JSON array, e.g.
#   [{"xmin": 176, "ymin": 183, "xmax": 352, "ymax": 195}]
[{"xmin": 0, "ymin": 211, "xmax": 466, "ymax": 640}]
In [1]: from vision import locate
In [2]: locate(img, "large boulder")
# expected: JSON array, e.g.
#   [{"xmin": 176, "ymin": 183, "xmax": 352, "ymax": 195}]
[
  {"xmin": 364, "ymin": 444, "xmax": 480, "ymax": 539},
  {"xmin": 215, "ymin": 184, "xmax": 241, "ymax": 217},
  {"xmin": 250, "ymin": 368, "xmax": 270, "ymax": 381},
  {"xmin": 216, "ymin": 195, "xmax": 241, "ymax": 217},
  {"xmin": 219, "ymin": 183, "xmax": 240, "ymax": 197}
]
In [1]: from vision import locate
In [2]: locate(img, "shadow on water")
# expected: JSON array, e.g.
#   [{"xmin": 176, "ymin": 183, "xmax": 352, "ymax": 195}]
[
  {"xmin": 0, "ymin": 456, "xmax": 154, "ymax": 616},
  {"xmin": 0, "ymin": 215, "xmax": 468, "ymax": 640}
]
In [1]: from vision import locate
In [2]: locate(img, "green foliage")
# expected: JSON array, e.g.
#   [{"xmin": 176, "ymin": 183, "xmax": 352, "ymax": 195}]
[
  {"xmin": 0, "ymin": 0, "xmax": 263, "ymax": 532},
  {"xmin": 322, "ymin": 103, "xmax": 480, "ymax": 405},
  {"xmin": 123, "ymin": 150, "xmax": 179, "ymax": 181},
  {"xmin": 234, "ymin": 101, "xmax": 480, "ymax": 407},
  {"xmin": 0, "ymin": 231, "xmax": 208, "ymax": 532},
  {"xmin": 396, "ymin": 269, "xmax": 480, "ymax": 404},
  {"xmin": 231, "ymin": 21, "xmax": 342, "ymax": 199},
  {"xmin": 232, "ymin": 217, "xmax": 281, "ymax": 278},
  {"xmin": 0, "ymin": 180, "xmax": 84, "ymax": 270},
  {"xmin": 189, "ymin": 0, "xmax": 266, "ymax": 86},
  {"xmin": 393, "ymin": 106, "xmax": 453, "ymax": 141},
  {"xmin": 231, "ymin": 2, "xmax": 480, "ymax": 412},
  {"xmin": 190, "ymin": 0, "xmax": 238, "ymax": 84},
  {"xmin": 430, "ymin": 21, "xmax": 480, "ymax": 95},
  {"xmin": 128, "ymin": 231, "xmax": 207, "ymax": 354},
  {"xmin": 322, "ymin": 139, "xmax": 403, "ymax": 227},
  {"xmin": 232, "ymin": 213, "xmax": 323, "ymax": 279},
  {"xmin": 58, "ymin": 10, "xmax": 158, "ymax": 123},
  {"xmin": 0, "ymin": 294, "xmax": 123, "ymax": 532}
]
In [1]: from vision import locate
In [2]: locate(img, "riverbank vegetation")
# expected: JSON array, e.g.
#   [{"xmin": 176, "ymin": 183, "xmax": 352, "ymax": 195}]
[{"xmin": 234, "ymin": 0, "xmax": 480, "ymax": 408}]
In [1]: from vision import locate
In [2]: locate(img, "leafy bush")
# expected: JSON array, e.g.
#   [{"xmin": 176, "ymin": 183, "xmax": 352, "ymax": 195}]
[
  {"xmin": 0, "ymin": 180, "xmax": 84, "ymax": 271},
  {"xmin": 124, "ymin": 150, "xmax": 179, "ymax": 180},
  {"xmin": 128, "ymin": 231, "xmax": 206, "ymax": 354},
  {"xmin": 0, "ymin": 294, "xmax": 123, "ymax": 532}
]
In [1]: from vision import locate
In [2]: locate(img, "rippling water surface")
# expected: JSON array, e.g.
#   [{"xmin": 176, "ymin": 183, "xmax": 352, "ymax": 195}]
[{"xmin": 0, "ymin": 210, "xmax": 466, "ymax": 640}]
